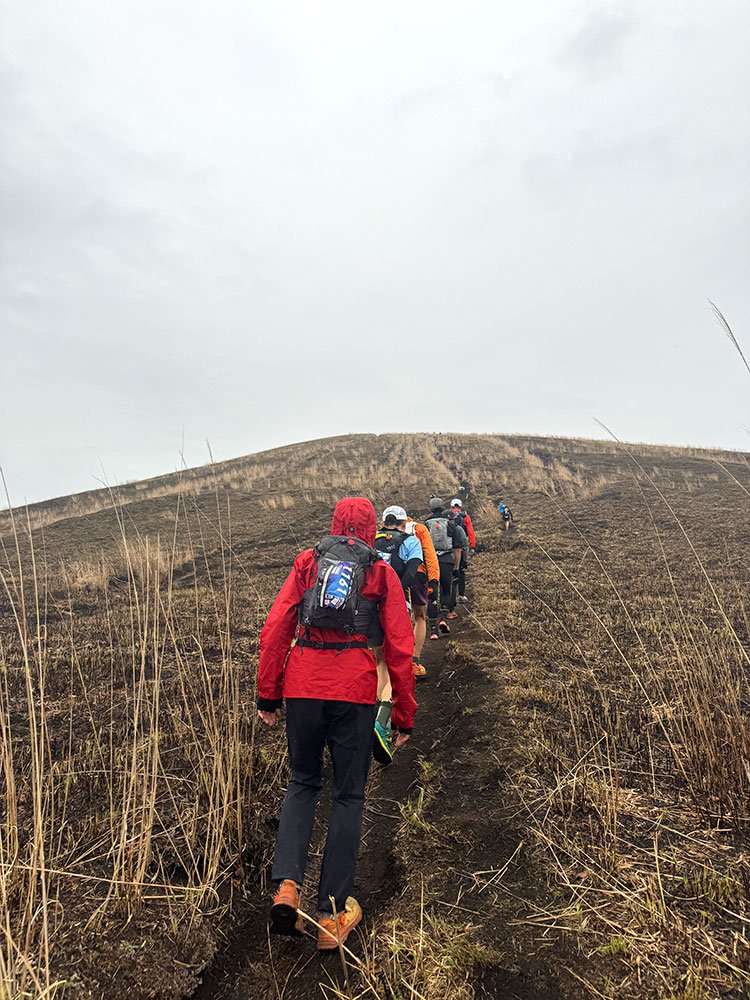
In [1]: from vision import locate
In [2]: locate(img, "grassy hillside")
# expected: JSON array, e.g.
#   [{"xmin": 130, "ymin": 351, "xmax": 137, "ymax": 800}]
[{"xmin": 1, "ymin": 432, "xmax": 748, "ymax": 999}]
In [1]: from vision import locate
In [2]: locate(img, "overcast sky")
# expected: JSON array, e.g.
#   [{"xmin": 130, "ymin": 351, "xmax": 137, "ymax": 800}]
[{"xmin": 2, "ymin": 0, "xmax": 748, "ymax": 504}]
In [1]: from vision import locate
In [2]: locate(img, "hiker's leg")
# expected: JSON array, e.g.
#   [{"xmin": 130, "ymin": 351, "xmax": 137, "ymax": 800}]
[
  {"xmin": 439, "ymin": 561, "xmax": 456, "ymax": 612},
  {"xmin": 374, "ymin": 645, "xmax": 392, "ymax": 702},
  {"xmin": 428, "ymin": 588, "xmax": 440, "ymax": 636},
  {"xmin": 318, "ymin": 701, "xmax": 376, "ymax": 914},
  {"xmin": 272, "ymin": 698, "xmax": 326, "ymax": 888},
  {"xmin": 457, "ymin": 552, "xmax": 467, "ymax": 597},
  {"xmin": 413, "ymin": 604, "xmax": 427, "ymax": 658},
  {"xmin": 409, "ymin": 576, "xmax": 429, "ymax": 655}
]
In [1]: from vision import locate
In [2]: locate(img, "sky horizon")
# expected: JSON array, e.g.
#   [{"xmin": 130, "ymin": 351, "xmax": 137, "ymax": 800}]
[{"xmin": 2, "ymin": 0, "xmax": 748, "ymax": 505}]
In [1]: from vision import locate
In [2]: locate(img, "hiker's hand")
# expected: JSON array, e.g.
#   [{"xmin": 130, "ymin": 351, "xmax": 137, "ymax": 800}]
[
  {"xmin": 394, "ymin": 732, "xmax": 411, "ymax": 749},
  {"xmin": 258, "ymin": 709, "xmax": 281, "ymax": 726},
  {"xmin": 428, "ymin": 579, "xmax": 439, "ymax": 598},
  {"xmin": 470, "ymin": 548, "xmax": 475, "ymax": 557}
]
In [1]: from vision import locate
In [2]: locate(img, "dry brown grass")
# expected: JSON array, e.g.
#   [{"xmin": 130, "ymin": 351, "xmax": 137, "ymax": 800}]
[
  {"xmin": 1, "ymin": 431, "xmax": 749, "ymax": 998},
  {"xmin": 467, "ymin": 454, "xmax": 750, "ymax": 997},
  {"xmin": 0, "ymin": 484, "xmax": 268, "ymax": 998}
]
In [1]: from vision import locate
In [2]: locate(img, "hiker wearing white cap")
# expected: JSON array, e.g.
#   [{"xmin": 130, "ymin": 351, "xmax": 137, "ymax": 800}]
[
  {"xmin": 449, "ymin": 499, "xmax": 476, "ymax": 603},
  {"xmin": 425, "ymin": 497, "xmax": 466, "ymax": 632},
  {"xmin": 371, "ymin": 506, "xmax": 424, "ymax": 764}
]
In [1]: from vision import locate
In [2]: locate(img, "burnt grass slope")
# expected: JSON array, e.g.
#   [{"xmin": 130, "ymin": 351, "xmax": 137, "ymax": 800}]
[{"xmin": 1, "ymin": 432, "xmax": 749, "ymax": 999}]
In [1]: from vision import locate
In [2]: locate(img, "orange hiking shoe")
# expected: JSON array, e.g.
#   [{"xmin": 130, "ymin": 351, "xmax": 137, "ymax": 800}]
[
  {"xmin": 317, "ymin": 897, "xmax": 363, "ymax": 950},
  {"xmin": 271, "ymin": 879, "xmax": 303, "ymax": 936},
  {"xmin": 412, "ymin": 657, "xmax": 428, "ymax": 680},
  {"xmin": 438, "ymin": 618, "xmax": 451, "ymax": 634},
  {"xmin": 445, "ymin": 611, "xmax": 458, "ymax": 620}
]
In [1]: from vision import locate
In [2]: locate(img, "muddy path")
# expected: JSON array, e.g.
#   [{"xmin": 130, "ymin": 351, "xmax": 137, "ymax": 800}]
[{"xmin": 189, "ymin": 557, "xmax": 575, "ymax": 1000}]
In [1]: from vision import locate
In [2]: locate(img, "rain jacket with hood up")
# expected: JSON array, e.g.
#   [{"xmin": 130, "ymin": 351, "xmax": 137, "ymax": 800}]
[{"xmin": 258, "ymin": 498, "xmax": 417, "ymax": 731}]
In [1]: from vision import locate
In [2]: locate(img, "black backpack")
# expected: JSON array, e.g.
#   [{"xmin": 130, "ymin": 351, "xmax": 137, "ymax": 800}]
[
  {"xmin": 373, "ymin": 529, "xmax": 409, "ymax": 579},
  {"xmin": 450, "ymin": 510, "xmax": 467, "ymax": 529},
  {"xmin": 298, "ymin": 535, "xmax": 381, "ymax": 640}
]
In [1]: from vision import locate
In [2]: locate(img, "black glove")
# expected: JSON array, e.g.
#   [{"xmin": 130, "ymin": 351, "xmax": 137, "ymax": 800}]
[{"xmin": 428, "ymin": 579, "xmax": 439, "ymax": 599}]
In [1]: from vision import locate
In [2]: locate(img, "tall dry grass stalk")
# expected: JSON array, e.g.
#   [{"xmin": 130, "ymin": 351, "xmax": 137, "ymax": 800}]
[
  {"xmin": 710, "ymin": 299, "xmax": 750, "ymax": 377},
  {"xmin": 0, "ymin": 474, "xmax": 254, "ymax": 998}
]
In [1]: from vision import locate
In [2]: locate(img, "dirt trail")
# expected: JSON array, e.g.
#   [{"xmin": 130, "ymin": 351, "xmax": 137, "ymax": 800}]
[
  {"xmin": 190, "ymin": 557, "xmax": 571, "ymax": 999},
  {"xmin": 189, "ymin": 633, "xmax": 447, "ymax": 999}
]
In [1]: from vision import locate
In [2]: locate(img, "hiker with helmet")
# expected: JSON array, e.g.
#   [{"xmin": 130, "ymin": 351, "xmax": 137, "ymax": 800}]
[
  {"xmin": 257, "ymin": 497, "xmax": 417, "ymax": 950},
  {"xmin": 449, "ymin": 498, "xmax": 476, "ymax": 604},
  {"xmin": 371, "ymin": 505, "xmax": 424, "ymax": 765},
  {"xmin": 425, "ymin": 497, "xmax": 466, "ymax": 640}
]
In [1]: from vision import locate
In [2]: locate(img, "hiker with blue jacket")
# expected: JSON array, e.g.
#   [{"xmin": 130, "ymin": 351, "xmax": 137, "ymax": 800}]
[
  {"xmin": 497, "ymin": 499, "xmax": 513, "ymax": 528},
  {"xmin": 371, "ymin": 505, "xmax": 424, "ymax": 765}
]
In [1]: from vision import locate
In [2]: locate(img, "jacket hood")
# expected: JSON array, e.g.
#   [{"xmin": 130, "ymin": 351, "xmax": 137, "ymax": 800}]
[{"xmin": 331, "ymin": 497, "xmax": 376, "ymax": 546}]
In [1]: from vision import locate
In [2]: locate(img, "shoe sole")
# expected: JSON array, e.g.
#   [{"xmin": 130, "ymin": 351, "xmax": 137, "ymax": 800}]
[
  {"xmin": 372, "ymin": 730, "xmax": 393, "ymax": 766},
  {"xmin": 270, "ymin": 902, "xmax": 302, "ymax": 937},
  {"xmin": 317, "ymin": 909, "xmax": 363, "ymax": 950}
]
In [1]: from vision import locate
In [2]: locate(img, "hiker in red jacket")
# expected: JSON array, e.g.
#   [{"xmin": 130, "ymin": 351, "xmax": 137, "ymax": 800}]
[
  {"xmin": 257, "ymin": 497, "xmax": 417, "ymax": 949},
  {"xmin": 449, "ymin": 498, "xmax": 476, "ymax": 603}
]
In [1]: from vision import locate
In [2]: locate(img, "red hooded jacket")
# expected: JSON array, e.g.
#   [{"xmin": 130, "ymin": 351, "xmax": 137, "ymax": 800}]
[
  {"xmin": 257, "ymin": 498, "xmax": 417, "ymax": 731},
  {"xmin": 461, "ymin": 512, "xmax": 476, "ymax": 548},
  {"xmin": 452, "ymin": 509, "xmax": 476, "ymax": 547}
]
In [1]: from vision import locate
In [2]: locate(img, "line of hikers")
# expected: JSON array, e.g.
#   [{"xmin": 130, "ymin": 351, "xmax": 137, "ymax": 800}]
[
  {"xmin": 255, "ymin": 493, "xmax": 479, "ymax": 950},
  {"xmin": 370, "ymin": 496, "xmax": 475, "ymax": 763}
]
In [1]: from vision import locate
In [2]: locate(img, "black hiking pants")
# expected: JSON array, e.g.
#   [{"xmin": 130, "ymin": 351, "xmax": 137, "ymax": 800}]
[
  {"xmin": 272, "ymin": 698, "xmax": 376, "ymax": 914},
  {"xmin": 438, "ymin": 558, "xmax": 457, "ymax": 613},
  {"xmin": 457, "ymin": 551, "xmax": 467, "ymax": 597}
]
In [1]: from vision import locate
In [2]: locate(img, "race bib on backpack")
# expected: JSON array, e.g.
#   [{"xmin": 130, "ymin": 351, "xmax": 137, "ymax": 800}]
[{"xmin": 319, "ymin": 559, "xmax": 357, "ymax": 610}]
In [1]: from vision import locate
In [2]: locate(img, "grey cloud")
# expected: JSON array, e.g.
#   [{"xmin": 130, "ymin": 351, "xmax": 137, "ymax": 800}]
[{"xmin": 558, "ymin": 6, "xmax": 636, "ymax": 79}]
